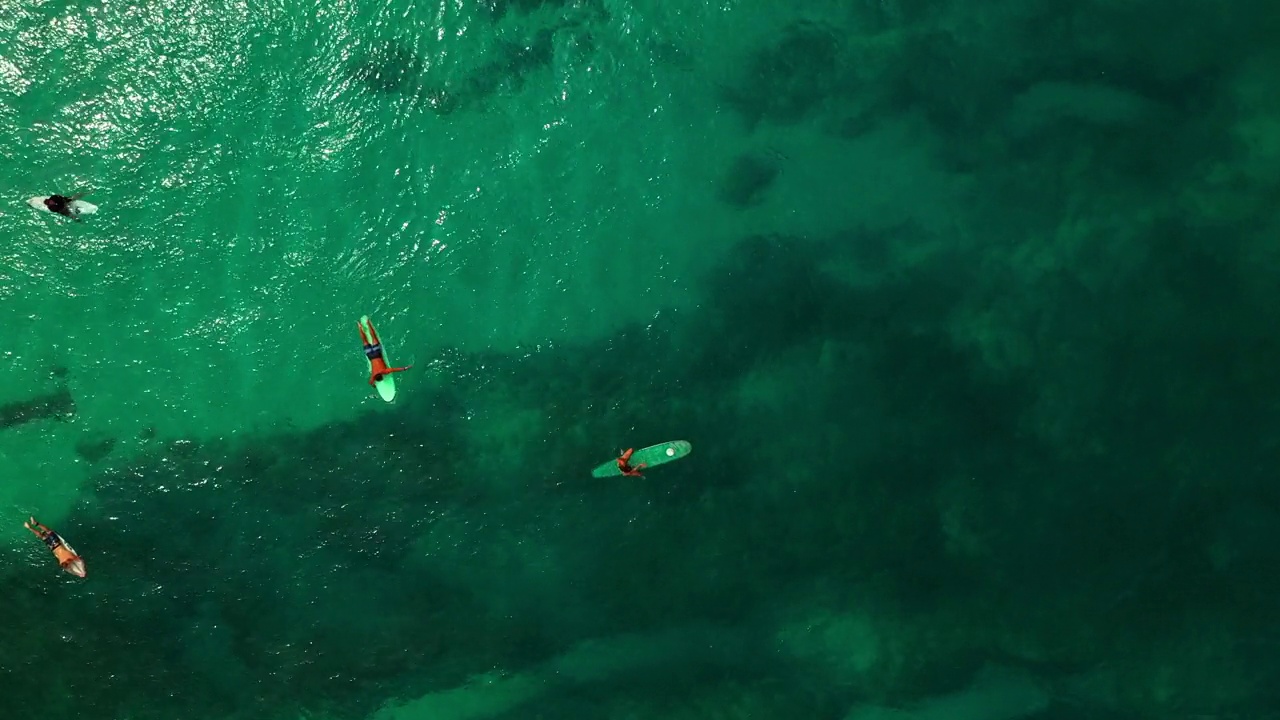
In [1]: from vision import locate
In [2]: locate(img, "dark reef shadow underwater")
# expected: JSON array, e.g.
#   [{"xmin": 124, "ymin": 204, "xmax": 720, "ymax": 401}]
[{"xmin": 6, "ymin": 215, "xmax": 1280, "ymax": 718}]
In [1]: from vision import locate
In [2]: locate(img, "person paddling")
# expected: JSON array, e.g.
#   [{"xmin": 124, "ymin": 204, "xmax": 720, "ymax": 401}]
[
  {"xmin": 24, "ymin": 517, "xmax": 86, "ymax": 577},
  {"xmin": 44, "ymin": 192, "xmax": 90, "ymax": 221},
  {"xmin": 358, "ymin": 318, "xmax": 412, "ymax": 386},
  {"xmin": 616, "ymin": 448, "xmax": 647, "ymax": 477}
]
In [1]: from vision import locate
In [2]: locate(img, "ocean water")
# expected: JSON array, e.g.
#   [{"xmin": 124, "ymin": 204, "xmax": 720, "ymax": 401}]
[{"xmin": 3, "ymin": 0, "xmax": 1280, "ymax": 718}]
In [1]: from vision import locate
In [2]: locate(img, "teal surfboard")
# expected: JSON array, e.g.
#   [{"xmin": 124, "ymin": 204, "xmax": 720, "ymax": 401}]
[
  {"xmin": 591, "ymin": 441, "xmax": 692, "ymax": 478},
  {"xmin": 359, "ymin": 315, "xmax": 396, "ymax": 402}
]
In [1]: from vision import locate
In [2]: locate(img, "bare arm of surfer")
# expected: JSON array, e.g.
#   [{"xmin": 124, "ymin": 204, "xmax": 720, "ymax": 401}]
[{"xmin": 370, "ymin": 364, "xmax": 411, "ymax": 386}]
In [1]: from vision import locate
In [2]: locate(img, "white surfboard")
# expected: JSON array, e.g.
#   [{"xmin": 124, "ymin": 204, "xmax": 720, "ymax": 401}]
[{"xmin": 28, "ymin": 196, "xmax": 98, "ymax": 216}]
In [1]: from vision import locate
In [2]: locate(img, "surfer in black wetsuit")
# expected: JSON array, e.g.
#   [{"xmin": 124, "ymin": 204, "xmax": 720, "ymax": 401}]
[{"xmin": 43, "ymin": 193, "xmax": 89, "ymax": 221}]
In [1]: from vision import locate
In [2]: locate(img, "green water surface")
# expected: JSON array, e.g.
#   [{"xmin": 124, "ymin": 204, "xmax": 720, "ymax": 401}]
[
  {"xmin": 5, "ymin": 1, "xmax": 1280, "ymax": 719},
  {"xmin": 0, "ymin": 0, "xmax": 799, "ymax": 503}
]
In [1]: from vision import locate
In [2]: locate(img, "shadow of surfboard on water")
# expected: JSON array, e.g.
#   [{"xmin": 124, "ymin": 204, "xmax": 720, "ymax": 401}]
[{"xmin": 0, "ymin": 387, "xmax": 76, "ymax": 430}]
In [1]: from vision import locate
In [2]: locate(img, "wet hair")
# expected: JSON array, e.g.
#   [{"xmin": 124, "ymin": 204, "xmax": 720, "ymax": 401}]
[{"xmin": 373, "ymin": 373, "xmax": 385, "ymax": 382}]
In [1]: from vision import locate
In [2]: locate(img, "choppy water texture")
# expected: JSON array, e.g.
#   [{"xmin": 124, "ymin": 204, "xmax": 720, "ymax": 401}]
[{"xmin": 3, "ymin": 0, "xmax": 1280, "ymax": 718}]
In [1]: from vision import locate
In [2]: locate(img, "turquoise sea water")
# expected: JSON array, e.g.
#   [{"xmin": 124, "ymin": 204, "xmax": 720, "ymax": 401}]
[{"xmin": 4, "ymin": 0, "xmax": 1280, "ymax": 718}]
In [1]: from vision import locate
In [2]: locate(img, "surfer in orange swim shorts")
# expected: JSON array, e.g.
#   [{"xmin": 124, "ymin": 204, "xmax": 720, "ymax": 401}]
[
  {"xmin": 616, "ymin": 448, "xmax": 647, "ymax": 477},
  {"xmin": 25, "ymin": 516, "xmax": 86, "ymax": 577},
  {"xmin": 357, "ymin": 319, "xmax": 412, "ymax": 386}
]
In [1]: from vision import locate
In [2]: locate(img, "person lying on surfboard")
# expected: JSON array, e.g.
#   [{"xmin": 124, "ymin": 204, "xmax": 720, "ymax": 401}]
[
  {"xmin": 43, "ymin": 192, "xmax": 90, "ymax": 221},
  {"xmin": 24, "ymin": 516, "xmax": 86, "ymax": 577},
  {"xmin": 616, "ymin": 448, "xmax": 647, "ymax": 477},
  {"xmin": 358, "ymin": 319, "xmax": 412, "ymax": 386}
]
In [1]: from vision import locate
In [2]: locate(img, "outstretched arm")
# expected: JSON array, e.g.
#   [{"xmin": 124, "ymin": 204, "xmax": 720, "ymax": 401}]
[{"xmin": 386, "ymin": 364, "xmax": 413, "ymax": 375}]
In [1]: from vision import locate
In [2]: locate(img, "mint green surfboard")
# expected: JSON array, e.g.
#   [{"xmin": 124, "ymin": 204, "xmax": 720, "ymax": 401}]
[
  {"xmin": 359, "ymin": 315, "xmax": 396, "ymax": 402},
  {"xmin": 591, "ymin": 440, "xmax": 692, "ymax": 478}
]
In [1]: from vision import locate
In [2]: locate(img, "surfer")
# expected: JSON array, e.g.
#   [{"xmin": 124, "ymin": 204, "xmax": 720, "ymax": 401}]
[
  {"xmin": 357, "ymin": 319, "xmax": 412, "ymax": 386},
  {"xmin": 24, "ymin": 516, "xmax": 86, "ymax": 577},
  {"xmin": 43, "ymin": 192, "xmax": 90, "ymax": 221},
  {"xmin": 591, "ymin": 441, "xmax": 692, "ymax": 479},
  {"xmin": 616, "ymin": 448, "xmax": 647, "ymax": 477}
]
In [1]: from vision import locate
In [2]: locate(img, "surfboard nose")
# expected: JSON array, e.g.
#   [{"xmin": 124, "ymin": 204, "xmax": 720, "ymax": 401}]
[{"xmin": 65, "ymin": 560, "xmax": 86, "ymax": 578}]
